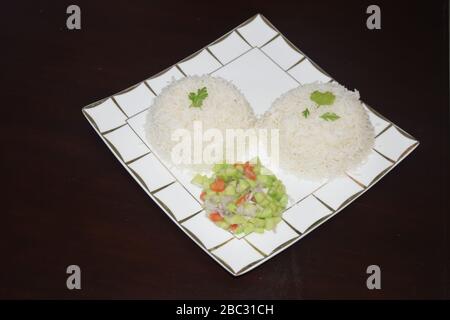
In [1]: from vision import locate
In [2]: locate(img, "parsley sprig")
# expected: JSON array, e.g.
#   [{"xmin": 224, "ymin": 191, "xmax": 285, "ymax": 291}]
[
  {"xmin": 310, "ymin": 90, "xmax": 336, "ymax": 106},
  {"xmin": 320, "ymin": 112, "xmax": 340, "ymax": 121},
  {"xmin": 302, "ymin": 108, "xmax": 310, "ymax": 118},
  {"xmin": 306, "ymin": 90, "xmax": 341, "ymax": 121},
  {"xmin": 188, "ymin": 87, "xmax": 208, "ymax": 108}
]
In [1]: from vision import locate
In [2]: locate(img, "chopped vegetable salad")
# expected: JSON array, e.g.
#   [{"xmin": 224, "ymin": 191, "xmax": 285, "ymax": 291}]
[{"xmin": 191, "ymin": 159, "xmax": 288, "ymax": 235}]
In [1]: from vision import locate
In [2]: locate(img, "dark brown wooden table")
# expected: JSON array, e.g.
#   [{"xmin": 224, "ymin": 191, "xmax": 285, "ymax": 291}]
[{"xmin": 1, "ymin": 0, "xmax": 448, "ymax": 299}]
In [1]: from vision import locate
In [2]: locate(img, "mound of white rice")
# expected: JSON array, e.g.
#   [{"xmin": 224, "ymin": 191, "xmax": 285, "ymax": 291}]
[
  {"xmin": 258, "ymin": 82, "xmax": 375, "ymax": 180},
  {"xmin": 145, "ymin": 75, "xmax": 256, "ymax": 172}
]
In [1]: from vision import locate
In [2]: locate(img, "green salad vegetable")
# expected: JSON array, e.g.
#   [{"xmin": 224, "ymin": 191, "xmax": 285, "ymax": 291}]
[{"xmin": 191, "ymin": 159, "xmax": 288, "ymax": 235}]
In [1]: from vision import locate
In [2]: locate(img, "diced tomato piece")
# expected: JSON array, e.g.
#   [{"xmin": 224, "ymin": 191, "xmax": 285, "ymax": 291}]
[
  {"xmin": 244, "ymin": 165, "xmax": 256, "ymax": 180},
  {"xmin": 229, "ymin": 224, "xmax": 238, "ymax": 232},
  {"xmin": 210, "ymin": 178, "xmax": 225, "ymax": 192},
  {"xmin": 209, "ymin": 212, "xmax": 223, "ymax": 222},
  {"xmin": 236, "ymin": 193, "xmax": 248, "ymax": 206},
  {"xmin": 200, "ymin": 191, "xmax": 206, "ymax": 202}
]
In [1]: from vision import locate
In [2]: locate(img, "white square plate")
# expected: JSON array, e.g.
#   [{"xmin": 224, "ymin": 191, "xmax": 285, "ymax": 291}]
[{"xmin": 82, "ymin": 14, "xmax": 419, "ymax": 276}]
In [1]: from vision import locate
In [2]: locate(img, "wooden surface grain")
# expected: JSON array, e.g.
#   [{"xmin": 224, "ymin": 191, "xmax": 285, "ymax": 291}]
[{"xmin": 1, "ymin": 0, "xmax": 448, "ymax": 299}]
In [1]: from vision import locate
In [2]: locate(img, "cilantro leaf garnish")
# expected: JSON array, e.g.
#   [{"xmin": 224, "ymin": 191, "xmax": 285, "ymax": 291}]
[
  {"xmin": 320, "ymin": 112, "xmax": 340, "ymax": 121},
  {"xmin": 188, "ymin": 87, "xmax": 208, "ymax": 108},
  {"xmin": 302, "ymin": 108, "xmax": 310, "ymax": 118},
  {"xmin": 310, "ymin": 90, "xmax": 335, "ymax": 106}
]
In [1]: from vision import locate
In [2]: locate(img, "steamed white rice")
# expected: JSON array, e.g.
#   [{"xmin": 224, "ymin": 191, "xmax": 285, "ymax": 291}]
[
  {"xmin": 145, "ymin": 75, "xmax": 256, "ymax": 172},
  {"xmin": 258, "ymin": 82, "xmax": 375, "ymax": 180}
]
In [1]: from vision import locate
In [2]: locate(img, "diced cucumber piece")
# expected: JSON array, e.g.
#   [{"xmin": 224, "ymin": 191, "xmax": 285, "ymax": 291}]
[
  {"xmin": 277, "ymin": 183, "xmax": 285, "ymax": 192},
  {"xmin": 228, "ymin": 180, "xmax": 237, "ymax": 188},
  {"xmin": 272, "ymin": 208, "xmax": 282, "ymax": 217},
  {"xmin": 268, "ymin": 187, "xmax": 276, "ymax": 198},
  {"xmin": 264, "ymin": 218, "xmax": 276, "ymax": 230},
  {"xmin": 257, "ymin": 175, "xmax": 274, "ymax": 187},
  {"xmin": 243, "ymin": 223, "xmax": 255, "ymax": 235},
  {"xmin": 234, "ymin": 225, "xmax": 245, "ymax": 234},
  {"xmin": 236, "ymin": 179, "xmax": 250, "ymax": 193},
  {"xmin": 255, "ymin": 227, "xmax": 265, "ymax": 233},
  {"xmin": 216, "ymin": 221, "xmax": 229, "ymax": 229},
  {"xmin": 202, "ymin": 177, "xmax": 213, "ymax": 190},
  {"xmin": 265, "ymin": 217, "xmax": 282, "ymax": 230},
  {"xmin": 249, "ymin": 217, "xmax": 265, "ymax": 228},
  {"xmin": 269, "ymin": 202, "xmax": 278, "ymax": 213},
  {"xmin": 260, "ymin": 166, "xmax": 274, "ymax": 175},
  {"xmin": 273, "ymin": 191, "xmax": 283, "ymax": 201},
  {"xmin": 257, "ymin": 207, "xmax": 272, "ymax": 218},
  {"xmin": 279, "ymin": 194, "xmax": 288, "ymax": 207},
  {"xmin": 246, "ymin": 178, "xmax": 257, "ymax": 188},
  {"xmin": 226, "ymin": 203, "xmax": 237, "ymax": 213},
  {"xmin": 254, "ymin": 192, "xmax": 265, "ymax": 204},
  {"xmin": 272, "ymin": 180, "xmax": 281, "ymax": 188},
  {"xmin": 224, "ymin": 215, "xmax": 232, "ymax": 224},
  {"xmin": 191, "ymin": 174, "xmax": 205, "ymax": 187},
  {"xmin": 243, "ymin": 203, "xmax": 257, "ymax": 216},
  {"xmin": 216, "ymin": 169, "xmax": 234, "ymax": 182},
  {"xmin": 269, "ymin": 187, "xmax": 285, "ymax": 201},
  {"xmin": 260, "ymin": 198, "xmax": 270, "ymax": 207},
  {"xmin": 223, "ymin": 184, "xmax": 236, "ymax": 196},
  {"xmin": 225, "ymin": 167, "xmax": 238, "ymax": 177},
  {"xmin": 229, "ymin": 214, "xmax": 247, "ymax": 224}
]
